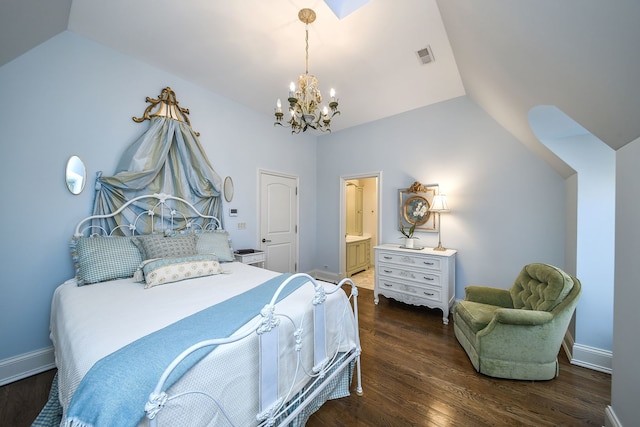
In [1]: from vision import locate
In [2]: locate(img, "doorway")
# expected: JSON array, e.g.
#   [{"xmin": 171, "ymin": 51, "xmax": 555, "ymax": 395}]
[{"xmin": 339, "ymin": 172, "xmax": 382, "ymax": 285}]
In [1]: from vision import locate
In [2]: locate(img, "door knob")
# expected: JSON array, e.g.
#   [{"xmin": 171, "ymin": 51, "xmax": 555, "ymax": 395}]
[{"xmin": 262, "ymin": 238, "xmax": 272, "ymax": 243}]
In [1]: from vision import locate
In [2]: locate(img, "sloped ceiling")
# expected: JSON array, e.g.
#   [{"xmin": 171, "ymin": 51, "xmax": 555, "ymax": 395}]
[
  {"xmin": 0, "ymin": 0, "xmax": 71, "ymax": 67},
  {"xmin": 63, "ymin": 0, "xmax": 465, "ymax": 134},
  {"xmin": 437, "ymin": 0, "xmax": 640, "ymax": 176},
  {"xmin": 3, "ymin": 0, "xmax": 640, "ymax": 177}
]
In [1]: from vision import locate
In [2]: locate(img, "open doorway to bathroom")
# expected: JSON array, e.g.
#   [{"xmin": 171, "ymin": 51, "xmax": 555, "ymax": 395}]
[{"xmin": 339, "ymin": 172, "xmax": 381, "ymax": 291}]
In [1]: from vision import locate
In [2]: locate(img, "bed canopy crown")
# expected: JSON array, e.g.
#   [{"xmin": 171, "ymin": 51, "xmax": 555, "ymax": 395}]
[{"xmin": 132, "ymin": 87, "xmax": 200, "ymax": 136}]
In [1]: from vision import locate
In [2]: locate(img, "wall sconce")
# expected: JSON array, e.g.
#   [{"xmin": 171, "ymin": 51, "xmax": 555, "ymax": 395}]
[{"xmin": 429, "ymin": 194, "xmax": 450, "ymax": 251}]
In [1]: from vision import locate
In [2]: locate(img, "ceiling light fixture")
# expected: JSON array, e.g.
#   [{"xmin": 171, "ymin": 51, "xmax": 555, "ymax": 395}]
[{"xmin": 274, "ymin": 8, "xmax": 340, "ymax": 133}]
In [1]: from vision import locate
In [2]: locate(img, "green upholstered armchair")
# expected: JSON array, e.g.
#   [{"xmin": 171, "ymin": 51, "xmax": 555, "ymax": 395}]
[{"xmin": 453, "ymin": 263, "xmax": 581, "ymax": 380}]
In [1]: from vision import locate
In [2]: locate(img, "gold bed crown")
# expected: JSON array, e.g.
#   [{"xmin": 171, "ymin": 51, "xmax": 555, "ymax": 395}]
[{"xmin": 132, "ymin": 87, "xmax": 200, "ymax": 136}]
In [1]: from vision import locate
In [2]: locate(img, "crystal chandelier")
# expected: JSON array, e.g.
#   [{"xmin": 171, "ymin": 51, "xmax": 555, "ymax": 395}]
[{"xmin": 274, "ymin": 8, "xmax": 340, "ymax": 133}]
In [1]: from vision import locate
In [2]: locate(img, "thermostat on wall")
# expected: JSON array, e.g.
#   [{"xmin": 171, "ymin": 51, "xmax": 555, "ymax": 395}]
[{"xmin": 229, "ymin": 208, "xmax": 238, "ymax": 217}]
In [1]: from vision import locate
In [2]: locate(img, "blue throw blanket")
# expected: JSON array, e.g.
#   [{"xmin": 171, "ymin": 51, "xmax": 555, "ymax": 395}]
[{"xmin": 64, "ymin": 273, "xmax": 310, "ymax": 427}]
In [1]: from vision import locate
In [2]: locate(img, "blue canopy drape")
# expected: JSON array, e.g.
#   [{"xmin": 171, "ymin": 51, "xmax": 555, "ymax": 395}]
[{"xmin": 91, "ymin": 97, "xmax": 223, "ymax": 235}]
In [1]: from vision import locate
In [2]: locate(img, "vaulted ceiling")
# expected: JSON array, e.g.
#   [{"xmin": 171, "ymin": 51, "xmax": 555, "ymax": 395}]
[{"xmin": 3, "ymin": 0, "xmax": 639, "ymax": 177}]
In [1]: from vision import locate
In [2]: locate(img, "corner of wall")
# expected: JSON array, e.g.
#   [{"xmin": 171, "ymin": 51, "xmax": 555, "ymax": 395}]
[{"xmin": 605, "ymin": 405, "xmax": 624, "ymax": 427}]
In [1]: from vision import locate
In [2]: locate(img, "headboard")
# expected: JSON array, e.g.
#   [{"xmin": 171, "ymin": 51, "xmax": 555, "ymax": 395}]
[{"xmin": 74, "ymin": 193, "xmax": 221, "ymax": 238}]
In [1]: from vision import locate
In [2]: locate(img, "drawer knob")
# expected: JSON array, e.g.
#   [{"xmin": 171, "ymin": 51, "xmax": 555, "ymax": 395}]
[
  {"xmin": 383, "ymin": 269, "xmax": 392, "ymax": 273},
  {"xmin": 424, "ymin": 291, "xmax": 434, "ymax": 296},
  {"xmin": 424, "ymin": 276, "xmax": 434, "ymax": 281},
  {"xmin": 383, "ymin": 283, "xmax": 392, "ymax": 287},
  {"xmin": 383, "ymin": 256, "xmax": 393, "ymax": 260},
  {"xmin": 424, "ymin": 261, "xmax": 434, "ymax": 265}
]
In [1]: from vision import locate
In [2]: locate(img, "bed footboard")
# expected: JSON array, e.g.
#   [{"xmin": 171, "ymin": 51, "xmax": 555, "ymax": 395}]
[{"xmin": 144, "ymin": 274, "xmax": 362, "ymax": 427}]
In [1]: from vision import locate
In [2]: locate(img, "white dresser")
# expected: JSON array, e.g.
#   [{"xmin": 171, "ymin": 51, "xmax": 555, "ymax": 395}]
[{"xmin": 374, "ymin": 244, "xmax": 457, "ymax": 324}]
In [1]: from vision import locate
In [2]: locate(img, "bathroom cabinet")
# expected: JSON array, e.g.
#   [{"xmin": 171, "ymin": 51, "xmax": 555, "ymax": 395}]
[{"xmin": 346, "ymin": 237, "xmax": 370, "ymax": 277}]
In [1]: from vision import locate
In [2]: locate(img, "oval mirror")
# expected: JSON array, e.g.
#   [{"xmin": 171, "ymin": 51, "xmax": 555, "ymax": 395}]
[
  {"xmin": 66, "ymin": 155, "xmax": 86, "ymax": 195},
  {"xmin": 223, "ymin": 176, "xmax": 234, "ymax": 202}
]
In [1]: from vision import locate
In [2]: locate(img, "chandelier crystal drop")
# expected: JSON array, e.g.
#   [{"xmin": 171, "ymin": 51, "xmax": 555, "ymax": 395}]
[{"xmin": 274, "ymin": 8, "xmax": 340, "ymax": 134}]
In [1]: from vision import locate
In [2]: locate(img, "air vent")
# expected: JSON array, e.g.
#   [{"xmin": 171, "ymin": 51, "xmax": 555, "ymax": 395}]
[{"xmin": 416, "ymin": 45, "xmax": 434, "ymax": 65}]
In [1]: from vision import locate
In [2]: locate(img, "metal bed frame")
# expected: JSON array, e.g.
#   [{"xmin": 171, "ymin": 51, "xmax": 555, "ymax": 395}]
[{"xmin": 73, "ymin": 193, "xmax": 363, "ymax": 426}]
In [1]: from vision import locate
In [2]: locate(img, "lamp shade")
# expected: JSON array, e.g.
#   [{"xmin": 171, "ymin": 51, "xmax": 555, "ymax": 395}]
[{"xmin": 429, "ymin": 194, "xmax": 449, "ymax": 212}]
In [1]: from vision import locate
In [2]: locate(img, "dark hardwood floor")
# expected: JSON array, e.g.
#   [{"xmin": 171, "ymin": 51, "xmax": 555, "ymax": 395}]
[
  {"xmin": 0, "ymin": 368, "xmax": 56, "ymax": 427},
  {"xmin": 0, "ymin": 288, "xmax": 610, "ymax": 427}
]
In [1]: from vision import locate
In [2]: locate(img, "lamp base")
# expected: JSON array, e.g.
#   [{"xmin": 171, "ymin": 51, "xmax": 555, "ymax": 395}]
[{"xmin": 433, "ymin": 245, "xmax": 447, "ymax": 251}]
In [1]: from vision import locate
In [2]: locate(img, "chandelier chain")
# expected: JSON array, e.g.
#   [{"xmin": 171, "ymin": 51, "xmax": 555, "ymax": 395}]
[{"xmin": 305, "ymin": 25, "xmax": 309, "ymax": 75}]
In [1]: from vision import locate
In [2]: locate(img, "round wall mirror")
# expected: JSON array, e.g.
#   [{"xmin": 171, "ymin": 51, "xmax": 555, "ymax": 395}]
[
  {"xmin": 223, "ymin": 176, "xmax": 234, "ymax": 202},
  {"xmin": 66, "ymin": 155, "xmax": 86, "ymax": 195}
]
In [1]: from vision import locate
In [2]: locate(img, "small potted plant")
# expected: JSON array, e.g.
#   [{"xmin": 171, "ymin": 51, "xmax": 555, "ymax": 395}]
[{"xmin": 399, "ymin": 200, "xmax": 428, "ymax": 248}]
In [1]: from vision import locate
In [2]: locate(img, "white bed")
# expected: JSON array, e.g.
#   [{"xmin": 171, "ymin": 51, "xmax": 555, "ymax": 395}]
[{"xmin": 37, "ymin": 194, "xmax": 362, "ymax": 427}]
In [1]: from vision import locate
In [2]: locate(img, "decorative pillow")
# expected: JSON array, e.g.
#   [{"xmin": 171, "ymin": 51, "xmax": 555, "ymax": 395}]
[
  {"xmin": 71, "ymin": 236, "xmax": 143, "ymax": 286},
  {"xmin": 133, "ymin": 234, "xmax": 198, "ymax": 260},
  {"xmin": 196, "ymin": 230, "xmax": 235, "ymax": 262},
  {"xmin": 137, "ymin": 254, "xmax": 222, "ymax": 288}
]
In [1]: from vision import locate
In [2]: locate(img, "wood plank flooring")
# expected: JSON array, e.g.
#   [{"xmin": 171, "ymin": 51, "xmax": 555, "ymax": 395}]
[
  {"xmin": 0, "ymin": 287, "xmax": 610, "ymax": 427},
  {"xmin": 308, "ymin": 287, "xmax": 611, "ymax": 426},
  {"xmin": 0, "ymin": 368, "xmax": 56, "ymax": 427}
]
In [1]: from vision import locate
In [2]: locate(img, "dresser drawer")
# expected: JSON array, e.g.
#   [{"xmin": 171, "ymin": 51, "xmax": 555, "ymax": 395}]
[
  {"xmin": 377, "ymin": 278, "xmax": 442, "ymax": 304},
  {"xmin": 377, "ymin": 263, "xmax": 441, "ymax": 287},
  {"xmin": 240, "ymin": 253, "xmax": 265, "ymax": 264},
  {"xmin": 377, "ymin": 251, "xmax": 441, "ymax": 272}
]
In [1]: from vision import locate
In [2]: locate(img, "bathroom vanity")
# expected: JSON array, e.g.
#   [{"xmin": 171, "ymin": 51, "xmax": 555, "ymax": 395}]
[{"xmin": 346, "ymin": 235, "xmax": 371, "ymax": 277}]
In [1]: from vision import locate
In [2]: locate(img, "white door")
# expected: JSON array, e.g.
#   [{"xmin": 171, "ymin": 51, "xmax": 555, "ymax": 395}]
[{"xmin": 259, "ymin": 171, "xmax": 298, "ymax": 273}]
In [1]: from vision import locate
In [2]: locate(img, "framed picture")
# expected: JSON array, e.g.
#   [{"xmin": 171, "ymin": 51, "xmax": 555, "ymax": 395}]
[{"xmin": 399, "ymin": 182, "xmax": 439, "ymax": 232}]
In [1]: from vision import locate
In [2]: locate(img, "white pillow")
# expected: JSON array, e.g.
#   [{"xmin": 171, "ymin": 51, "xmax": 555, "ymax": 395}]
[{"xmin": 137, "ymin": 254, "xmax": 222, "ymax": 289}]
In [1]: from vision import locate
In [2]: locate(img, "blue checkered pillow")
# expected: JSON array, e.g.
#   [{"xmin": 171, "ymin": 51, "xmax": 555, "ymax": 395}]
[
  {"xmin": 133, "ymin": 234, "xmax": 198, "ymax": 260},
  {"xmin": 71, "ymin": 236, "xmax": 143, "ymax": 286}
]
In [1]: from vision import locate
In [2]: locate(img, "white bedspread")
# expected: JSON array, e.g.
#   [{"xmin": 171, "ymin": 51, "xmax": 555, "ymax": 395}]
[{"xmin": 50, "ymin": 262, "xmax": 357, "ymax": 426}]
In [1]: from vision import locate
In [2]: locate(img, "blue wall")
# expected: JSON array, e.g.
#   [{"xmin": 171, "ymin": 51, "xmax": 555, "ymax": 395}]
[{"xmin": 315, "ymin": 97, "xmax": 567, "ymax": 299}]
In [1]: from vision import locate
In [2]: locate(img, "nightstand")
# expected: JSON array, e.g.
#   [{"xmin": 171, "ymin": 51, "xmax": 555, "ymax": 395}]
[{"xmin": 234, "ymin": 250, "xmax": 266, "ymax": 268}]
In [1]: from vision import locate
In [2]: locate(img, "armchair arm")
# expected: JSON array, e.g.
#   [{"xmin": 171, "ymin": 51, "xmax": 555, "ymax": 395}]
[
  {"xmin": 465, "ymin": 286, "xmax": 513, "ymax": 307},
  {"xmin": 494, "ymin": 308, "xmax": 553, "ymax": 325}
]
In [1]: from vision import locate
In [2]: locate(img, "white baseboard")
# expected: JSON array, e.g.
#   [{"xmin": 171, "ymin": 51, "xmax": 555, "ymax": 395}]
[
  {"xmin": 306, "ymin": 269, "xmax": 341, "ymax": 284},
  {"xmin": 561, "ymin": 331, "xmax": 612, "ymax": 373},
  {"xmin": 605, "ymin": 405, "xmax": 623, "ymax": 427},
  {"xmin": 561, "ymin": 329, "xmax": 575, "ymax": 360},
  {"xmin": 571, "ymin": 343, "xmax": 612, "ymax": 374},
  {"xmin": 0, "ymin": 346, "xmax": 55, "ymax": 386}
]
